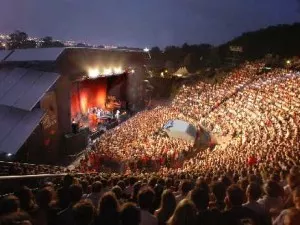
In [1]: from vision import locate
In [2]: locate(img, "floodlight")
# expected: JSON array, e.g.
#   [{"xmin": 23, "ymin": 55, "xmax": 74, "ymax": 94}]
[{"xmin": 88, "ymin": 68, "xmax": 100, "ymax": 79}]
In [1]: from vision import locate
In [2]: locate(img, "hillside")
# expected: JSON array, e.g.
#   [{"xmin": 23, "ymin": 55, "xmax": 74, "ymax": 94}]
[{"xmin": 219, "ymin": 23, "xmax": 300, "ymax": 60}]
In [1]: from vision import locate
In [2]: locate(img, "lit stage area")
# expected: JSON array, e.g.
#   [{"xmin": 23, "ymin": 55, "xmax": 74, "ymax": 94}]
[{"xmin": 71, "ymin": 68, "xmax": 130, "ymax": 134}]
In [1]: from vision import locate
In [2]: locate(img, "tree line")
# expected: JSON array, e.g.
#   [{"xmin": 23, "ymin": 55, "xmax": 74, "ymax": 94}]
[{"xmin": 149, "ymin": 22, "xmax": 300, "ymax": 75}]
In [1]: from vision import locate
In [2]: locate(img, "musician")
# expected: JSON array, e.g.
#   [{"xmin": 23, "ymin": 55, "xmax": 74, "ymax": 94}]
[
  {"xmin": 72, "ymin": 118, "xmax": 79, "ymax": 133},
  {"xmin": 115, "ymin": 110, "xmax": 120, "ymax": 120},
  {"xmin": 97, "ymin": 108, "xmax": 101, "ymax": 119}
]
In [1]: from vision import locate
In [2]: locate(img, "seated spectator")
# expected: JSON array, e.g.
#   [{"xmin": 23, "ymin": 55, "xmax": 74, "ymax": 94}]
[
  {"xmin": 155, "ymin": 190, "xmax": 176, "ymax": 225},
  {"xmin": 15, "ymin": 186, "xmax": 38, "ymax": 214},
  {"xmin": 222, "ymin": 184, "xmax": 259, "ymax": 225},
  {"xmin": 167, "ymin": 199, "xmax": 197, "ymax": 225},
  {"xmin": 283, "ymin": 208, "xmax": 300, "ymax": 225},
  {"xmin": 274, "ymin": 187, "xmax": 300, "ymax": 225},
  {"xmin": 258, "ymin": 180, "xmax": 284, "ymax": 218},
  {"xmin": 95, "ymin": 192, "xmax": 120, "ymax": 225},
  {"xmin": 211, "ymin": 181, "xmax": 226, "ymax": 211},
  {"xmin": 120, "ymin": 203, "xmax": 141, "ymax": 225},
  {"xmin": 129, "ymin": 181, "xmax": 142, "ymax": 203},
  {"xmin": 57, "ymin": 174, "xmax": 74, "ymax": 209},
  {"xmin": 284, "ymin": 173, "xmax": 300, "ymax": 208},
  {"xmin": 0, "ymin": 211, "xmax": 32, "ymax": 225},
  {"xmin": 85, "ymin": 181, "xmax": 102, "ymax": 208},
  {"xmin": 112, "ymin": 185, "xmax": 124, "ymax": 204},
  {"xmin": 138, "ymin": 187, "xmax": 158, "ymax": 225},
  {"xmin": 0, "ymin": 195, "xmax": 20, "ymax": 216},
  {"xmin": 34, "ymin": 187, "xmax": 55, "ymax": 225},
  {"xmin": 175, "ymin": 180, "xmax": 192, "ymax": 203},
  {"xmin": 73, "ymin": 200, "xmax": 95, "ymax": 225},
  {"xmin": 243, "ymin": 183, "xmax": 271, "ymax": 225},
  {"xmin": 190, "ymin": 187, "xmax": 220, "ymax": 225},
  {"xmin": 57, "ymin": 184, "xmax": 83, "ymax": 225},
  {"xmin": 153, "ymin": 184, "xmax": 164, "ymax": 213}
]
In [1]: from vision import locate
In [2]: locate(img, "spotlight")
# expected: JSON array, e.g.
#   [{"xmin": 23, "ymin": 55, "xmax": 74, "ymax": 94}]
[
  {"xmin": 88, "ymin": 68, "xmax": 100, "ymax": 79},
  {"xmin": 7, "ymin": 153, "xmax": 12, "ymax": 157},
  {"xmin": 103, "ymin": 68, "xmax": 113, "ymax": 75},
  {"xmin": 143, "ymin": 47, "xmax": 150, "ymax": 52},
  {"xmin": 113, "ymin": 67, "xmax": 123, "ymax": 74},
  {"xmin": 131, "ymin": 69, "xmax": 135, "ymax": 74}
]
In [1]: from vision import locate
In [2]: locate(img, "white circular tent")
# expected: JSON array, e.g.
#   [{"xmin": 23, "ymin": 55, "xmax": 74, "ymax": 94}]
[{"xmin": 163, "ymin": 120, "xmax": 197, "ymax": 142}]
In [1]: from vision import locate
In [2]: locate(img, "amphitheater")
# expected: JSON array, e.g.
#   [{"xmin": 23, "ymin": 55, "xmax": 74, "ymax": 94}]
[
  {"xmin": 1, "ymin": 61, "xmax": 300, "ymax": 225},
  {"xmin": 71, "ymin": 61, "xmax": 300, "ymax": 177}
]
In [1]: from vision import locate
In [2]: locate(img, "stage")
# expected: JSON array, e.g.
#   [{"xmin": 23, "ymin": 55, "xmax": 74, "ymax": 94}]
[{"xmin": 70, "ymin": 72, "xmax": 128, "ymax": 133}]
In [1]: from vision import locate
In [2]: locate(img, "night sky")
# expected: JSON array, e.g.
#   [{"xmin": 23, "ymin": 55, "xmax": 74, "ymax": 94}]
[{"xmin": 0, "ymin": 0, "xmax": 299, "ymax": 48}]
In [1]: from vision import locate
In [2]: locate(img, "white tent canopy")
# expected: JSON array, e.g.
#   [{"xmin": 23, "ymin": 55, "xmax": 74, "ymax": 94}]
[
  {"xmin": 163, "ymin": 120, "xmax": 196, "ymax": 142},
  {"xmin": 174, "ymin": 67, "xmax": 189, "ymax": 77}
]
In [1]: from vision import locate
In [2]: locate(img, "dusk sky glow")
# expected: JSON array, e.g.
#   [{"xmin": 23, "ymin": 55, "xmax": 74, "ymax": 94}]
[{"xmin": 0, "ymin": 0, "xmax": 299, "ymax": 48}]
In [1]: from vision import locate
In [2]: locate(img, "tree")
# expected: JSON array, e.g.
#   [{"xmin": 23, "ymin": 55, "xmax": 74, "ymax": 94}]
[
  {"xmin": 41, "ymin": 36, "xmax": 64, "ymax": 48},
  {"xmin": 41, "ymin": 36, "xmax": 53, "ymax": 47},
  {"xmin": 76, "ymin": 43, "xmax": 88, "ymax": 47},
  {"xmin": 0, "ymin": 43, "xmax": 5, "ymax": 50},
  {"xmin": 165, "ymin": 60, "xmax": 175, "ymax": 74},
  {"xmin": 183, "ymin": 53, "xmax": 192, "ymax": 68},
  {"xmin": 206, "ymin": 47, "xmax": 221, "ymax": 68},
  {"xmin": 8, "ymin": 30, "xmax": 37, "ymax": 49}
]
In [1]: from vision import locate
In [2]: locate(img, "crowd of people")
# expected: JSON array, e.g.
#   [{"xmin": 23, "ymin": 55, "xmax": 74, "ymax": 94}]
[
  {"xmin": 1, "ymin": 61, "xmax": 300, "ymax": 224},
  {"xmin": 1, "ymin": 167, "xmax": 300, "ymax": 225},
  {"xmin": 76, "ymin": 61, "xmax": 300, "ymax": 176},
  {"xmin": 77, "ymin": 107, "xmax": 195, "ymax": 172},
  {"xmin": 0, "ymin": 161, "xmax": 65, "ymax": 176}
]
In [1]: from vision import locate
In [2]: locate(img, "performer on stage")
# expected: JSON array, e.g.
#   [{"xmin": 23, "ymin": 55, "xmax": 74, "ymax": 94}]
[{"xmin": 115, "ymin": 110, "xmax": 120, "ymax": 120}]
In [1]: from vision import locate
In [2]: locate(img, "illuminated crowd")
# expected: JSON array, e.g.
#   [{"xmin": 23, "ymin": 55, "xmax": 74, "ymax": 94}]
[
  {"xmin": 77, "ymin": 61, "xmax": 300, "ymax": 177},
  {"xmin": 2, "ymin": 61, "xmax": 300, "ymax": 225}
]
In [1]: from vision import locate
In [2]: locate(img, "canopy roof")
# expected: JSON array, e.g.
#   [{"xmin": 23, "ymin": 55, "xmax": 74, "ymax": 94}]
[
  {"xmin": 0, "ymin": 105, "xmax": 44, "ymax": 154},
  {"xmin": 0, "ymin": 67, "xmax": 59, "ymax": 111}
]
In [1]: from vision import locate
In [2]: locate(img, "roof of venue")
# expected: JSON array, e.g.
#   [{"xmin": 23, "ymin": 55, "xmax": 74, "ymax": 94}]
[
  {"xmin": 0, "ymin": 47, "xmax": 148, "ymax": 63},
  {"xmin": 0, "ymin": 67, "xmax": 60, "ymax": 111}
]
